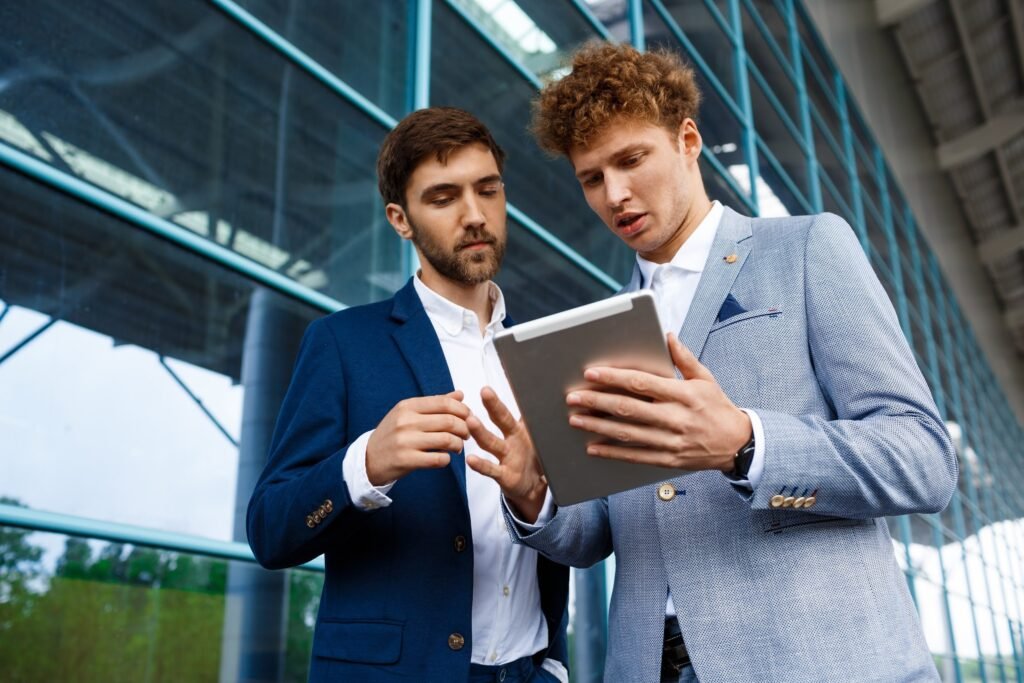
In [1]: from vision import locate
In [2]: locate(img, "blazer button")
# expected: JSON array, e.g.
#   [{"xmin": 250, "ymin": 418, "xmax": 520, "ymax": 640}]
[
  {"xmin": 454, "ymin": 535, "xmax": 467, "ymax": 553},
  {"xmin": 324, "ymin": 499, "xmax": 333, "ymax": 513},
  {"xmin": 793, "ymin": 497, "xmax": 806, "ymax": 507},
  {"xmin": 803, "ymin": 496, "xmax": 817, "ymax": 509},
  {"xmin": 782, "ymin": 496, "xmax": 796, "ymax": 508},
  {"xmin": 448, "ymin": 633, "xmax": 465, "ymax": 650},
  {"xmin": 306, "ymin": 516, "xmax": 316, "ymax": 528},
  {"xmin": 318, "ymin": 504, "xmax": 328, "ymax": 517},
  {"xmin": 657, "ymin": 483, "xmax": 676, "ymax": 501},
  {"xmin": 770, "ymin": 495, "xmax": 785, "ymax": 508}
]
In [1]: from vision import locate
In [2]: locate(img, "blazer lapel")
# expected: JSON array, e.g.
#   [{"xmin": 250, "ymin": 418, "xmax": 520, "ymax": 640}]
[
  {"xmin": 390, "ymin": 279, "xmax": 469, "ymax": 511},
  {"xmin": 680, "ymin": 207, "xmax": 754, "ymax": 359}
]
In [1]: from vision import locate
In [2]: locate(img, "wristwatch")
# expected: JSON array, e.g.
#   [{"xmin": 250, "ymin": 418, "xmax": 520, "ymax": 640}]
[{"xmin": 730, "ymin": 433, "xmax": 756, "ymax": 479}]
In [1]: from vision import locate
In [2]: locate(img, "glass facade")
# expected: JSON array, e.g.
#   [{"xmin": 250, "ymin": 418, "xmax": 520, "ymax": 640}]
[{"xmin": 1, "ymin": 1, "xmax": 1022, "ymax": 681}]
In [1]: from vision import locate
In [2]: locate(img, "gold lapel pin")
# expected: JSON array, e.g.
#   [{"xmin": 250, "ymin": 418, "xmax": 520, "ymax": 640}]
[{"xmin": 724, "ymin": 253, "xmax": 737, "ymax": 264}]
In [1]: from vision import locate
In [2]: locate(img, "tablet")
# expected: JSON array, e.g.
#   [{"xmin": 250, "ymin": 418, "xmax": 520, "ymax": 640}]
[{"xmin": 494, "ymin": 290, "xmax": 684, "ymax": 506}]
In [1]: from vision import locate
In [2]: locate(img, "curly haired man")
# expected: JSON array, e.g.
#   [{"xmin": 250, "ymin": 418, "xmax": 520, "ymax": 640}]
[{"xmin": 468, "ymin": 43, "xmax": 956, "ymax": 683}]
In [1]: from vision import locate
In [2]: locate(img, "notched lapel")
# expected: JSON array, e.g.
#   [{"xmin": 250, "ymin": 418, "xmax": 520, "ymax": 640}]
[
  {"xmin": 681, "ymin": 208, "xmax": 754, "ymax": 359},
  {"xmin": 390, "ymin": 280, "xmax": 469, "ymax": 510}
]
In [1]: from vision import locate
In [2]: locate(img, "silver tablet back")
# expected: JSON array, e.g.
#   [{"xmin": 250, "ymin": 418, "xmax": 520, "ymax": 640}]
[{"xmin": 494, "ymin": 291, "xmax": 685, "ymax": 506}]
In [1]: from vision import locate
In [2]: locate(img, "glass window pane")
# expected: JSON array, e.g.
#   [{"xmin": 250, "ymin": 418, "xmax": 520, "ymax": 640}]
[
  {"xmin": 0, "ymin": 0, "xmax": 401, "ymax": 307},
  {"xmin": 0, "ymin": 167, "xmax": 319, "ymax": 540},
  {"xmin": 701, "ymin": 156, "xmax": 753, "ymax": 216},
  {"xmin": 742, "ymin": 5, "xmax": 800, "ymax": 134},
  {"xmin": 642, "ymin": 4, "xmax": 749, "ymax": 208},
  {"xmin": 865, "ymin": 195, "xmax": 891, "ymax": 275},
  {"xmin": 756, "ymin": 140, "xmax": 808, "ymax": 216},
  {"xmin": 748, "ymin": 0, "xmax": 793, "ymax": 67},
  {"xmin": 234, "ymin": 0, "xmax": 411, "ymax": 118},
  {"xmin": 0, "ymin": 525, "xmax": 321, "ymax": 682},
  {"xmin": 656, "ymin": 0, "xmax": 739, "ymax": 99},
  {"xmin": 812, "ymin": 110, "xmax": 849, "ymax": 200},
  {"xmin": 497, "ymin": 218, "xmax": 616, "ymax": 322},
  {"xmin": 451, "ymin": 0, "xmax": 608, "ymax": 81}
]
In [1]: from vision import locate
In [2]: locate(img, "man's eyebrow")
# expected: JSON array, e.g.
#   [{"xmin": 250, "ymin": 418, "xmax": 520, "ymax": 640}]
[
  {"xmin": 419, "ymin": 182, "xmax": 459, "ymax": 199},
  {"xmin": 419, "ymin": 175, "xmax": 502, "ymax": 199},
  {"xmin": 574, "ymin": 144, "xmax": 648, "ymax": 179}
]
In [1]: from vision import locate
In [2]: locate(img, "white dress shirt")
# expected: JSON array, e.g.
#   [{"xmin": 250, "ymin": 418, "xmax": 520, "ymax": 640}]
[
  {"xmin": 342, "ymin": 276, "xmax": 567, "ymax": 681},
  {"xmin": 519, "ymin": 201, "xmax": 765, "ymax": 619}
]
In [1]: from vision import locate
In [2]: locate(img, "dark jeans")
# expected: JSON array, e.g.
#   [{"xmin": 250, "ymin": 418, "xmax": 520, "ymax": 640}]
[{"xmin": 468, "ymin": 655, "xmax": 557, "ymax": 683}]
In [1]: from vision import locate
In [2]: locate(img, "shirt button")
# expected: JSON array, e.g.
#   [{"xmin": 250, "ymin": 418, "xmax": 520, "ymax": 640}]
[
  {"xmin": 657, "ymin": 483, "xmax": 676, "ymax": 501},
  {"xmin": 448, "ymin": 633, "xmax": 465, "ymax": 650},
  {"xmin": 503, "ymin": 585, "xmax": 510, "ymax": 597},
  {"xmin": 490, "ymin": 652, "xmax": 497, "ymax": 662}
]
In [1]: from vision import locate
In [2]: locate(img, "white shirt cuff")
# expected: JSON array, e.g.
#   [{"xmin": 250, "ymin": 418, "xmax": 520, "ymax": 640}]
[
  {"xmin": 735, "ymin": 408, "xmax": 766, "ymax": 490},
  {"xmin": 541, "ymin": 657, "xmax": 569, "ymax": 683},
  {"xmin": 505, "ymin": 489, "xmax": 555, "ymax": 530},
  {"xmin": 342, "ymin": 430, "xmax": 395, "ymax": 510}
]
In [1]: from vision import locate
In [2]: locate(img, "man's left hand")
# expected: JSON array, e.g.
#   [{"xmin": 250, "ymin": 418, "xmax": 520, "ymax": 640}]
[{"xmin": 566, "ymin": 334, "xmax": 751, "ymax": 473}]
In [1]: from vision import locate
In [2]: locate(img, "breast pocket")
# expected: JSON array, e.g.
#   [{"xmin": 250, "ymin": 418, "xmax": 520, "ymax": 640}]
[{"xmin": 708, "ymin": 307, "xmax": 783, "ymax": 334}]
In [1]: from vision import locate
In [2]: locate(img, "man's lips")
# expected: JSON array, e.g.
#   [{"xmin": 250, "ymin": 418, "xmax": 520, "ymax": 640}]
[
  {"xmin": 615, "ymin": 212, "xmax": 647, "ymax": 236},
  {"xmin": 458, "ymin": 240, "xmax": 494, "ymax": 251}
]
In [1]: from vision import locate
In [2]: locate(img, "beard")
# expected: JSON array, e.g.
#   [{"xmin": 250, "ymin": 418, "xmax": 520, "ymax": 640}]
[{"xmin": 409, "ymin": 221, "xmax": 506, "ymax": 285}]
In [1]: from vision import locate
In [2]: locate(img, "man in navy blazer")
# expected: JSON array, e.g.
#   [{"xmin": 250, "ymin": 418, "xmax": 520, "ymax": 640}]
[
  {"xmin": 247, "ymin": 107, "xmax": 569, "ymax": 682},
  {"xmin": 467, "ymin": 44, "xmax": 958, "ymax": 682}
]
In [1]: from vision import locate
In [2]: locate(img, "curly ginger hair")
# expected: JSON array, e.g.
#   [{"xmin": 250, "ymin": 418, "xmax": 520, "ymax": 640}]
[{"xmin": 532, "ymin": 42, "xmax": 702, "ymax": 157}]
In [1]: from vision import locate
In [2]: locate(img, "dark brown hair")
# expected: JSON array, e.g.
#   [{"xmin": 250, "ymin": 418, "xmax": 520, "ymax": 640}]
[
  {"xmin": 532, "ymin": 42, "xmax": 702, "ymax": 157},
  {"xmin": 377, "ymin": 107, "xmax": 506, "ymax": 207}
]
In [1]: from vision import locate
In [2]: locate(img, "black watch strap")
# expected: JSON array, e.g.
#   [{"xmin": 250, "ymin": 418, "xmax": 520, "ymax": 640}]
[{"xmin": 730, "ymin": 433, "xmax": 756, "ymax": 479}]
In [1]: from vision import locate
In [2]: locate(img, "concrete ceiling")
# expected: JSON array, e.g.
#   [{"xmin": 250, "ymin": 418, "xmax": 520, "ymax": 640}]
[{"xmin": 880, "ymin": 0, "xmax": 1024, "ymax": 354}]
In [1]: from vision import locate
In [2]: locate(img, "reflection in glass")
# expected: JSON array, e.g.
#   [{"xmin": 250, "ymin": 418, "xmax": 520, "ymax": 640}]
[
  {"xmin": 233, "ymin": 0, "xmax": 411, "ymax": 119},
  {"xmin": 0, "ymin": 167, "xmax": 318, "ymax": 540},
  {"xmin": 0, "ymin": 0, "xmax": 401, "ymax": 307},
  {"xmin": 0, "ymin": 523, "xmax": 322, "ymax": 682},
  {"xmin": 654, "ymin": 0, "xmax": 739, "ymax": 102}
]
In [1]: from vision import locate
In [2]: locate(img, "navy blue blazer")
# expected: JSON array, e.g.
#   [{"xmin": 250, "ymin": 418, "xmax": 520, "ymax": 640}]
[{"xmin": 247, "ymin": 278, "xmax": 569, "ymax": 682}]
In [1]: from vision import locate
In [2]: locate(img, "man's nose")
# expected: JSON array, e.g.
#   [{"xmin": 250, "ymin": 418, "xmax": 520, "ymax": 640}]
[
  {"xmin": 604, "ymin": 171, "xmax": 632, "ymax": 208},
  {"xmin": 462, "ymin": 195, "xmax": 486, "ymax": 228}
]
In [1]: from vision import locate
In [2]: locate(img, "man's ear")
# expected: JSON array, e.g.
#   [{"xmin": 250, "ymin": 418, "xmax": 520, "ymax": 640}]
[
  {"xmin": 385, "ymin": 202, "xmax": 414, "ymax": 240},
  {"xmin": 677, "ymin": 118, "xmax": 703, "ymax": 161}
]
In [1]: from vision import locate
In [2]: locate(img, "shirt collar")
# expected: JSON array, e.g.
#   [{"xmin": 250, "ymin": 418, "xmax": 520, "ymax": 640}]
[
  {"xmin": 636, "ymin": 200, "xmax": 724, "ymax": 287},
  {"xmin": 413, "ymin": 274, "xmax": 506, "ymax": 337}
]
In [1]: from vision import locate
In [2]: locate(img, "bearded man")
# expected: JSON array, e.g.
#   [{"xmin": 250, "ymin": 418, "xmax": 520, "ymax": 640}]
[{"xmin": 248, "ymin": 107, "xmax": 569, "ymax": 683}]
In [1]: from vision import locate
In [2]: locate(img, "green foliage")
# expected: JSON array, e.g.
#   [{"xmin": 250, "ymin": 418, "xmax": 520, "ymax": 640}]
[{"xmin": 0, "ymin": 508, "xmax": 319, "ymax": 682}]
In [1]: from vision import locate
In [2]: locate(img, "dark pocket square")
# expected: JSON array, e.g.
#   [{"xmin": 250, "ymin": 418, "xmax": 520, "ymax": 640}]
[{"xmin": 717, "ymin": 293, "xmax": 747, "ymax": 322}]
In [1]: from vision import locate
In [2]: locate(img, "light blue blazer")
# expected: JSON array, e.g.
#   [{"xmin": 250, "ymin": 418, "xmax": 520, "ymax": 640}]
[{"xmin": 508, "ymin": 209, "xmax": 957, "ymax": 682}]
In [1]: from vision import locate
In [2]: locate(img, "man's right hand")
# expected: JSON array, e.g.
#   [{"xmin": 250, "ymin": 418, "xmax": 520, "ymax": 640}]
[
  {"xmin": 465, "ymin": 386, "xmax": 549, "ymax": 523},
  {"xmin": 365, "ymin": 391, "xmax": 471, "ymax": 486}
]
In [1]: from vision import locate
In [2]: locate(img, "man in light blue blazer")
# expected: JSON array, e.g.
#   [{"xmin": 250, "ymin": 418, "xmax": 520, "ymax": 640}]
[{"xmin": 466, "ymin": 44, "xmax": 957, "ymax": 682}]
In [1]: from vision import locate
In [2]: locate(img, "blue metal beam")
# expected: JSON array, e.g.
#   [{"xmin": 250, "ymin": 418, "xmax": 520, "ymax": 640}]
[
  {"xmin": 628, "ymin": 0, "xmax": 645, "ymax": 51},
  {"xmin": 570, "ymin": 0, "xmax": 614, "ymax": 41},
  {"xmin": 0, "ymin": 318, "xmax": 56, "ymax": 367},
  {"xmin": 159, "ymin": 356, "xmax": 239, "ymax": 449},
  {"xmin": 0, "ymin": 141, "xmax": 347, "ymax": 314},
  {"xmin": 0, "ymin": 502, "xmax": 325, "ymax": 572},
  {"xmin": 785, "ymin": 0, "xmax": 821, "ymax": 212},
  {"xmin": 730, "ymin": 0, "xmax": 759, "ymax": 215}
]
